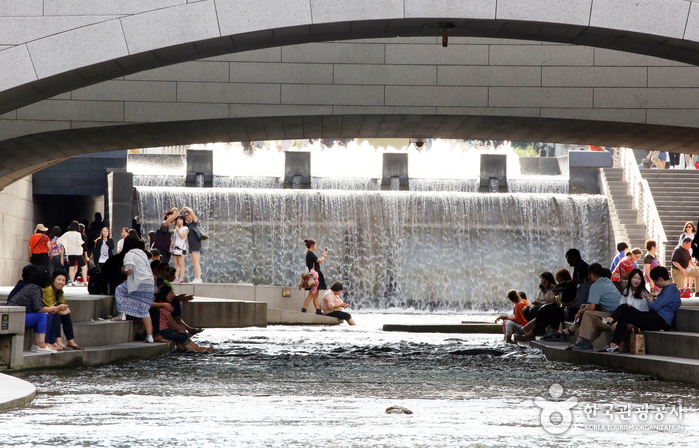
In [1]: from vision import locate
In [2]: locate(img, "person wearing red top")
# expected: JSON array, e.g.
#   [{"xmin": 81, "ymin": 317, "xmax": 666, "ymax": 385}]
[
  {"xmin": 495, "ymin": 290, "xmax": 530, "ymax": 344},
  {"xmin": 611, "ymin": 248, "xmax": 642, "ymax": 290},
  {"xmin": 28, "ymin": 224, "xmax": 51, "ymax": 268}
]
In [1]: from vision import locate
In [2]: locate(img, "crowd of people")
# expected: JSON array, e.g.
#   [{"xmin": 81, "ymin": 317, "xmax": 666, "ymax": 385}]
[
  {"xmin": 496, "ymin": 240, "xmax": 685, "ymax": 353},
  {"xmin": 13, "ymin": 207, "xmax": 211, "ymax": 353}
]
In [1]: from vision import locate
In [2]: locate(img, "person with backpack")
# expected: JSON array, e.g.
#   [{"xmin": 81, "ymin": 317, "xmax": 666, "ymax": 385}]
[{"xmin": 28, "ymin": 224, "xmax": 51, "ymax": 268}]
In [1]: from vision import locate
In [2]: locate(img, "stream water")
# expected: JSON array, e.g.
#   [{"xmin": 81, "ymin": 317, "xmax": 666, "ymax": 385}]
[{"xmin": 2, "ymin": 314, "xmax": 697, "ymax": 448}]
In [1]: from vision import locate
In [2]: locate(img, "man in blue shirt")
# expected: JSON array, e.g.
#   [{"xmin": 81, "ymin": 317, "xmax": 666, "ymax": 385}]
[
  {"xmin": 566, "ymin": 263, "xmax": 621, "ymax": 351},
  {"xmin": 596, "ymin": 266, "xmax": 682, "ymax": 352},
  {"xmin": 610, "ymin": 242, "xmax": 628, "ymax": 272}
]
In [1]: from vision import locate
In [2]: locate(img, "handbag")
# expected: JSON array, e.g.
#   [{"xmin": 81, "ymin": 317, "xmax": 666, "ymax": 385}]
[
  {"xmin": 298, "ymin": 272, "xmax": 317, "ymax": 290},
  {"xmin": 629, "ymin": 327, "xmax": 645, "ymax": 355},
  {"xmin": 172, "ymin": 247, "xmax": 183, "ymax": 256},
  {"xmin": 192, "ymin": 224, "xmax": 208, "ymax": 241}
]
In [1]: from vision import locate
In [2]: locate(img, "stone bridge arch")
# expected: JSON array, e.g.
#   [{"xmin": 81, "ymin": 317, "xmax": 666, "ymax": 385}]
[{"xmin": 3, "ymin": 1, "xmax": 699, "ymax": 186}]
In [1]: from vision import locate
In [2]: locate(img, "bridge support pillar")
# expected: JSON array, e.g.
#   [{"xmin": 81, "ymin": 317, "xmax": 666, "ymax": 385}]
[{"xmin": 108, "ymin": 170, "xmax": 134, "ymax": 236}]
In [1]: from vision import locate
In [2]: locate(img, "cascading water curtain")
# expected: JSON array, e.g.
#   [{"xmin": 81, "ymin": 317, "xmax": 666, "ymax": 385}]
[{"xmin": 137, "ymin": 187, "xmax": 609, "ymax": 311}]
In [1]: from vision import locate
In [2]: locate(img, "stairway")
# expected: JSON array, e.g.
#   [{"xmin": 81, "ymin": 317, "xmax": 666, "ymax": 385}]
[
  {"xmin": 532, "ymin": 305, "xmax": 699, "ymax": 385},
  {"xmin": 600, "ymin": 168, "xmax": 648, "ymax": 254},
  {"xmin": 641, "ymin": 169, "xmax": 699, "ymax": 262}
]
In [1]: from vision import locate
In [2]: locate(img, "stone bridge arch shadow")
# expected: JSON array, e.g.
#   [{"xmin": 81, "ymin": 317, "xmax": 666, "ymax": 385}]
[{"xmin": 5, "ymin": 1, "xmax": 699, "ymax": 185}]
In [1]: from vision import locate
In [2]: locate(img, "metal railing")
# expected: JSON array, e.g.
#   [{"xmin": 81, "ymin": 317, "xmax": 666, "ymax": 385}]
[{"xmin": 618, "ymin": 148, "xmax": 667, "ymax": 266}]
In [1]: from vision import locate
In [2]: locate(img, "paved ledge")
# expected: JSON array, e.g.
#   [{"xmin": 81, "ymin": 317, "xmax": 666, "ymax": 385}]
[
  {"xmin": 531, "ymin": 340, "xmax": 699, "ymax": 385},
  {"xmin": 267, "ymin": 308, "xmax": 341, "ymax": 325},
  {"xmin": 0, "ymin": 373, "xmax": 36, "ymax": 411},
  {"xmin": 6, "ymin": 341, "xmax": 174, "ymax": 371},
  {"xmin": 383, "ymin": 323, "xmax": 503, "ymax": 334}
]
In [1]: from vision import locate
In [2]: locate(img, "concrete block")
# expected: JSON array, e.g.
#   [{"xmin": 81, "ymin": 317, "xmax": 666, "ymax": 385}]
[
  {"xmin": 26, "ymin": 19, "xmax": 129, "ymax": 79},
  {"xmin": 497, "ymin": 0, "xmax": 592, "ymax": 25},
  {"xmin": 540, "ymin": 108, "xmax": 647, "ymax": 124},
  {"xmin": 267, "ymin": 308, "xmax": 283, "ymax": 323},
  {"xmin": 124, "ymin": 101, "xmax": 229, "ymax": 122},
  {"xmin": 310, "ymin": 0, "xmax": 403, "ymax": 22},
  {"xmin": 647, "ymin": 67, "xmax": 699, "ymax": 87},
  {"xmin": 593, "ymin": 48, "xmax": 689, "ymax": 67},
  {"xmin": 0, "ymin": 306, "xmax": 25, "ymax": 335},
  {"xmin": 385, "ymin": 44, "xmax": 489, "ymax": 65},
  {"xmin": 176, "ymin": 82, "xmax": 280, "ymax": 104},
  {"xmin": 0, "ymin": 16, "xmax": 119, "ymax": 46},
  {"xmin": 519, "ymin": 157, "xmax": 561, "ymax": 175},
  {"xmin": 229, "ymin": 62, "xmax": 333, "ymax": 84},
  {"xmin": 284, "ymin": 151, "xmax": 311, "ymax": 188},
  {"xmin": 542, "ymin": 67, "xmax": 647, "ymax": 87},
  {"xmin": 438, "ymin": 66, "xmax": 541, "ymax": 87},
  {"xmin": 172, "ymin": 283, "xmax": 194, "ymax": 295},
  {"xmin": 229, "ymin": 104, "xmax": 333, "ymax": 118},
  {"xmin": 72, "ymin": 321, "xmax": 135, "ymax": 346},
  {"xmin": 569, "ymin": 150, "xmax": 613, "ymax": 167},
  {"xmin": 333, "ymin": 105, "xmax": 437, "ymax": 115},
  {"xmin": 489, "ymin": 87, "xmax": 593, "ymax": 108},
  {"xmin": 282, "ymin": 42, "xmax": 385, "ymax": 64},
  {"xmin": 125, "ymin": 61, "xmax": 229, "ymax": 82},
  {"xmin": 569, "ymin": 166, "xmax": 603, "ymax": 194},
  {"xmin": 181, "ymin": 298, "xmax": 266, "ymax": 328},
  {"xmin": 205, "ymin": 47, "xmax": 282, "ymax": 63},
  {"xmin": 434, "ymin": 106, "xmax": 538, "ymax": 117},
  {"xmin": 43, "ymin": 1, "xmax": 186, "ymax": 16},
  {"xmin": 0, "ymin": 0, "xmax": 43, "ymax": 16},
  {"xmin": 16, "ymin": 100, "xmax": 125, "ymax": 122},
  {"xmin": 0, "ymin": 119, "xmax": 71, "ymax": 140},
  {"xmin": 382, "ymin": 153, "xmax": 408, "ymax": 190},
  {"xmin": 281, "ymin": 84, "xmax": 384, "ymax": 106},
  {"xmin": 489, "ymin": 44, "xmax": 594, "ymax": 66},
  {"xmin": 0, "ymin": 45, "xmax": 37, "ymax": 92},
  {"xmin": 254, "ymin": 286, "xmax": 300, "ymax": 311},
  {"xmin": 647, "ymin": 109, "xmax": 699, "ymax": 127},
  {"xmin": 594, "ymin": 87, "xmax": 699, "ymax": 109},
  {"xmin": 590, "ymin": 0, "xmax": 690, "ymax": 39},
  {"xmin": 480, "ymin": 154, "xmax": 507, "ymax": 191},
  {"xmin": 120, "ymin": 1, "xmax": 219, "ymax": 54},
  {"xmin": 386, "ymin": 86, "xmax": 487, "ymax": 107},
  {"xmin": 405, "ymin": 0, "xmax": 495, "ymax": 19},
  {"xmin": 217, "ymin": 0, "xmax": 312, "ymax": 36},
  {"xmin": 71, "ymin": 80, "xmax": 176, "ymax": 102},
  {"xmin": 334, "ymin": 64, "xmax": 436, "ymax": 86},
  {"xmin": 191, "ymin": 283, "xmax": 256, "ymax": 301}
]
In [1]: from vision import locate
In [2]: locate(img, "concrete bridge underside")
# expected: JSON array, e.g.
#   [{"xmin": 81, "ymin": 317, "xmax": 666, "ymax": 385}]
[{"xmin": 5, "ymin": 1, "xmax": 699, "ymax": 186}]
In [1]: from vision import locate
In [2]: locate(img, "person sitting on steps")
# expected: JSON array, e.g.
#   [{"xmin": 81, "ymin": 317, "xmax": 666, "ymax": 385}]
[{"xmin": 597, "ymin": 266, "xmax": 681, "ymax": 353}]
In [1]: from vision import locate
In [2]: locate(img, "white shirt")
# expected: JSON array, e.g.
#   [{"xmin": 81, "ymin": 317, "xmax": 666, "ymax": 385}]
[
  {"xmin": 99, "ymin": 242, "xmax": 110, "ymax": 263},
  {"xmin": 123, "ymin": 249, "xmax": 154, "ymax": 293},
  {"xmin": 117, "ymin": 238, "xmax": 125, "ymax": 253},
  {"xmin": 57, "ymin": 231, "xmax": 83, "ymax": 256},
  {"xmin": 620, "ymin": 288, "xmax": 650, "ymax": 312},
  {"xmin": 173, "ymin": 226, "xmax": 189, "ymax": 251}
]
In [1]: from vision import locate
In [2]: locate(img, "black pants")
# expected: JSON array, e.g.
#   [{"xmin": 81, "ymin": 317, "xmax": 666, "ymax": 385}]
[
  {"xmin": 669, "ymin": 152, "xmax": 681, "ymax": 166},
  {"xmin": 533, "ymin": 304, "xmax": 565, "ymax": 335},
  {"xmin": 50, "ymin": 313, "xmax": 75, "ymax": 342},
  {"xmin": 523, "ymin": 306, "xmax": 539, "ymax": 322},
  {"xmin": 30, "ymin": 253, "xmax": 49, "ymax": 268},
  {"xmin": 326, "ymin": 310, "xmax": 352, "ymax": 321},
  {"xmin": 610, "ymin": 304, "xmax": 669, "ymax": 345}
]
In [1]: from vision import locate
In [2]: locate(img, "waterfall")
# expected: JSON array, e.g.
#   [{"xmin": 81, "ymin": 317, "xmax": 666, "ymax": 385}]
[{"xmin": 136, "ymin": 187, "xmax": 609, "ymax": 311}]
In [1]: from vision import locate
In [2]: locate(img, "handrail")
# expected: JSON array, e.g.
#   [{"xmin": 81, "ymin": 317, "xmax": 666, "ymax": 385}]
[{"xmin": 617, "ymin": 148, "xmax": 667, "ymax": 266}]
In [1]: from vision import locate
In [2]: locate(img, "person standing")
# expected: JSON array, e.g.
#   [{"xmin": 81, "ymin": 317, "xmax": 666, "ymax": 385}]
[
  {"xmin": 171, "ymin": 215, "xmax": 189, "ymax": 283},
  {"xmin": 28, "ymin": 224, "xmax": 51, "ymax": 268},
  {"xmin": 93, "ymin": 227, "xmax": 115, "ymax": 271},
  {"xmin": 302, "ymin": 238, "xmax": 327, "ymax": 314},
  {"xmin": 153, "ymin": 208, "xmax": 178, "ymax": 265},
  {"xmin": 181, "ymin": 206, "xmax": 203, "ymax": 284},
  {"xmin": 116, "ymin": 227, "xmax": 129, "ymax": 253},
  {"xmin": 671, "ymin": 237, "xmax": 699, "ymax": 287},
  {"xmin": 47, "ymin": 226, "xmax": 65, "ymax": 276},
  {"xmin": 643, "ymin": 239, "xmax": 661, "ymax": 294},
  {"xmin": 58, "ymin": 221, "xmax": 86, "ymax": 286}
]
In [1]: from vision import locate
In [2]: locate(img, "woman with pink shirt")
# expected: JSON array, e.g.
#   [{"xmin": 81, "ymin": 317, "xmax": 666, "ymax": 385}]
[{"xmin": 321, "ymin": 282, "xmax": 356, "ymax": 325}]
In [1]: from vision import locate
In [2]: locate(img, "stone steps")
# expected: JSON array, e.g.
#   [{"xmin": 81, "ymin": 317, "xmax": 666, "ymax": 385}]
[{"xmin": 18, "ymin": 341, "xmax": 173, "ymax": 370}]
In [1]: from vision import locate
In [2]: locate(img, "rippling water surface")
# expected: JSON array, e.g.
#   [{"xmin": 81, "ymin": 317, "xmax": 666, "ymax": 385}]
[{"xmin": 2, "ymin": 314, "xmax": 698, "ymax": 447}]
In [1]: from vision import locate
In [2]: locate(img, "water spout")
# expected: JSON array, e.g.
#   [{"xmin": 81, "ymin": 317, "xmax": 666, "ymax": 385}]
[
  {"xmin": 390, "ymin": 176, "xmax": 400, "ymax": 191},
  {"xmin": 195, "ymin": 173, "xmax": 205, "ymax": 188},
  {"xmin": 292, "ymin": 174, "xmax": 302, "ymax": 189},
  {"xmin": 489, "ymin": 178, "xmax": 499, "ymax": 193}
]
